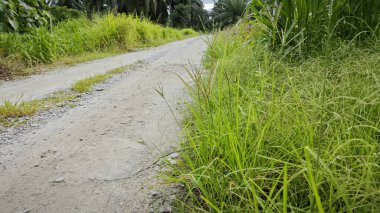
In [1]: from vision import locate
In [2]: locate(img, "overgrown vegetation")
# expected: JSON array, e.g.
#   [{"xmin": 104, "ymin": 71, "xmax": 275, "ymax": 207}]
[
  {"xmin": 0, "ymin": 14, "xmax": 196, "ymax": 78},
  {"xmin": 211, "ymin": 0, "xmax": 248, "ymax": 29},
  {"xmin": 0, "ymin": 0, "xmax": 50, "ymax": 32},
  {"xmin": 174, "ymin": 0, "xmax": 380, "ymax": 212},
  {"xmin": 250, "ymin": 0, "xmax": 380, "ymax": 55}
]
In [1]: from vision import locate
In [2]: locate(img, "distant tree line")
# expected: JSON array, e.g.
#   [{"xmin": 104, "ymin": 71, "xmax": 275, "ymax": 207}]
[{"xmin": 0, "ymin": 0, "xmax": 249, "ymax": 32}]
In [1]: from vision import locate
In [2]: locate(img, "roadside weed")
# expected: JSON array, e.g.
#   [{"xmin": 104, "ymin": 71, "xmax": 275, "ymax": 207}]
[
  {"xmin": 0, "ymin": 100, "xmax": 40, "ymax": 118},
  {"xmin": 72, "ymin": 74, "xmax": 112, "ymax": 93},
  {"xmin": 173, "ymin": 30, "xmax": 380, "ymax": 212}
]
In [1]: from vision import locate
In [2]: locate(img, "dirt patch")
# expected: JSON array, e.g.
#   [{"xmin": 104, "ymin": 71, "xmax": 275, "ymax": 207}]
[
  {"xmin": 0, "ymin": 61, "xmax": 11, "ymax": 80},
  {"xmin": 0, "ymin": 57, "xmax": 26, "ymax": 80}
]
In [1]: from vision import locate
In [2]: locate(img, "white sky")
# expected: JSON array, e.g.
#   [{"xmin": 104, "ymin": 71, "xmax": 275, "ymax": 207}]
[{"xmin": 203, "ymin": 0, "xmax": 215, "ymax": 11}]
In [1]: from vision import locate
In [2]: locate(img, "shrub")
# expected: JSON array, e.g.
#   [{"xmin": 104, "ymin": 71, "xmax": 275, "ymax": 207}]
[
  {"xmin": 49, "ymin": 6, "xmax": 83, "ymax": 23},
  {"xmin": 0, "ymin": 0, "xmax": 50, "ymax": 33}
]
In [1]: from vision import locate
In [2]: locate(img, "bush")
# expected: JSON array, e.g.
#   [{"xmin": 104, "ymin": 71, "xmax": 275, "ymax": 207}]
[
  {"xmin": 0, "ymin": 0, "xmax": 50, "ymax": 33},
  {"xmin": 49, "ymin": 6, "xmax": 83, "ymax": 23}
]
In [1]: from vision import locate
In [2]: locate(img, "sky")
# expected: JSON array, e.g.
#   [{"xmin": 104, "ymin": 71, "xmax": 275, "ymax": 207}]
[{"xmin": 203, "ymin": 0, "xmax": 215, "ymax": 11}]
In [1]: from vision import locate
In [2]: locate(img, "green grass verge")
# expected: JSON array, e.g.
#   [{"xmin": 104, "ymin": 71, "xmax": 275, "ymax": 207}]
[
  {"xmin": 173, "ymin": 29, "xmax": 380, "ymax": 212},
  {"xmin": 0, "ymin": 14, "xmax": 198, "ymax": 78}
]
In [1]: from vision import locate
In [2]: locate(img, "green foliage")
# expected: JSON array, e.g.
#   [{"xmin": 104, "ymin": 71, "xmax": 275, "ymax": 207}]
[
  {"xmin": 118, "ymin": 0, "xmax": 170, "ymax": 24},
  {"xmin": 170, "ymin": 0, "xmax": 209, "ymax": 31},
  {"xmin": 0, "ymin": 14, "xmax": 197, "ymax": 76},
  {"xmin": 54, "ymin": 0, "xmax": 209, "ymax": 28},
  {"xmin": 0, "ymin": 0, "xmax": 50, "ymax": 32},
  {"xmin": 211, "ymin": 0, "xmax": 248, "ymax": 29},
  {"xmin": 49, "ymin": 6, "xmax": 83, "ymax": 22},
  {"xmin": 173, "ymin": 30, "xmax": 380, "ymax": 212},
  {"xmin": 250, "ymin": 0, "xmax": 380, "ymax": 55},
  {"xmin": 0, "ymin": 100, "xmax": 39, "ymax": 118},
  {"xmin": 171, "ymin": 3, "xmax": 192, "ymax": 28}
]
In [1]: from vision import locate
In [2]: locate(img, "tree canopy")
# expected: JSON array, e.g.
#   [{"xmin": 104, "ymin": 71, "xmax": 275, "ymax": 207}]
[
  {"xmin": 211, "ymin": 0, "xmax": 248, "ymax": 29},
  {"xmin": 1, "ymin": 0, "xmax": 250, "ymax": 32}
]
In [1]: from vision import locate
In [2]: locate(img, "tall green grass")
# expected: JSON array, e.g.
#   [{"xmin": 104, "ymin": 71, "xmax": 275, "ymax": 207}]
[
  {"xmin": 250, "ymin": 0, "xmax": 380, "ymax": 56},
  {"xmin": 173, "ymin": 29, "xmax": 380, "ymax": 212},
  {"xmin": 0, "ymin": 14, "xmax": 197, "ymax": 77}
]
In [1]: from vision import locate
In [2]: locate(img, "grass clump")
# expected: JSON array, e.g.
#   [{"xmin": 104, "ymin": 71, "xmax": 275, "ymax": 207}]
[
  {"xmin": 0, "ymin": 100, "xmax": 40, "ymax": 118},
  {"xmin": 71, "ymin": 66, "xmax": 129, "ymax": 93},
  {"xmin": 0, "ymin": 91, "xmax": 77, "ymax": 127},
  {"xmin": 0, "ymin": 14, "xmax": 197, "ymax": 78},
  {"xmin": 173, "ymin": 29, "xmax": 380, "ymax": 212},
  {"xmin": 72, "ymin": 74, "xmax": 111, "ymax": 93}
]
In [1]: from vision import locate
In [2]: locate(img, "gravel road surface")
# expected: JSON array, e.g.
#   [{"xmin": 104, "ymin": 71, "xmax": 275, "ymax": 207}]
[{"xmin": 0, "ymin": 36, "xmax": 207, "ymax": 212}]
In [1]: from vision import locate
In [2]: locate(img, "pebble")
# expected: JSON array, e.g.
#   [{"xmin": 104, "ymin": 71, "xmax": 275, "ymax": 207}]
[
  {"xmin": 151, "ymin": 191, "xmax": 160, "ymax": 198},
  {"xmin": 168, "ymin": 159, "xmax": 177, "ymax": 165},
  {"xmin": 168, "ymin": 152, "xmax": 179, "ymax": 159},
  {"xmin": 159, "ymin": 206, "xmax": 172, "ymax": 213},
  {"xmin": 53, "ymin": 177, "xmax": 65, "ymax": 183}
]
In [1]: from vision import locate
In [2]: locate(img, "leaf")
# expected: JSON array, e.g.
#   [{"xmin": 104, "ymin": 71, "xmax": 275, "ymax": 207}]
[
  {"xmin": 0, "ymin": 3, "xmax": 5, "ymax": 12},
  {"xmin": 8, "ymin": 1, "xmax": 15, "ymax": 10},
  {"xmin": 8, "ymin": 18, "xmax": 18, "ymax": 30},
  {"xmin": 0, "ymin": 0, "xmax": 8, "ymax": 7},
  {"xmin": 0, "ymin": 22, "xmax": 5, "ymax": 31},
  {"xmin": 18, "ymin": 1, "xmax": 32, "ymax": 10}
]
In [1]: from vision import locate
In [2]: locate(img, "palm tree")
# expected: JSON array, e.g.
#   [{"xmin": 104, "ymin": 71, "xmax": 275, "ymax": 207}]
[
  {"xmin": 116, "ymin": 0, "xmax": 169, "ymax": 24},
  {"xmin": 211, "ymin": 0, "xmax": 248, "ymax": 28}
]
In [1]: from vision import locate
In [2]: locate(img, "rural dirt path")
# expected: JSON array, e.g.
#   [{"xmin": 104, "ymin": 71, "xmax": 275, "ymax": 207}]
[
  {"xmin": 0, "ymin": 36, "xmax": 207, "ymax": 212},
  {"xmin": 0, "ymin": 37, "xmax": 205, "ymax": 103}
]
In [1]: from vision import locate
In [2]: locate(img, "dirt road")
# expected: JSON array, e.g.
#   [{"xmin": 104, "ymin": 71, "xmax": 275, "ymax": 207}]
[
  {"xmin": 0, "ymin": 37, "xmax": 206, "ymax": 103},
  {"xmin": 0, "ymin": 37, "xmax": 207, "ymax": 212}
]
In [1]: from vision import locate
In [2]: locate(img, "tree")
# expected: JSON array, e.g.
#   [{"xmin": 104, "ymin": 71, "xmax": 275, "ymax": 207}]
[
  {"xmin": 171, "ymin": 3, "xmax": 191, "ymax": 28},
  {"xmin": 211, "ymin": 0, "xmax": 247, "ymax": 29},
  {"xmin": 170, "ymin": 0, "xmax": 208, "ymax": 30}
]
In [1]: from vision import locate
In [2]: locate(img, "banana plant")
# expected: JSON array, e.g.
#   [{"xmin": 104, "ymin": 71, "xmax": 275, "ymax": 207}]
[{"xmin": 0, "ymin": 0, "xmax": 50, "ymax": 32}]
